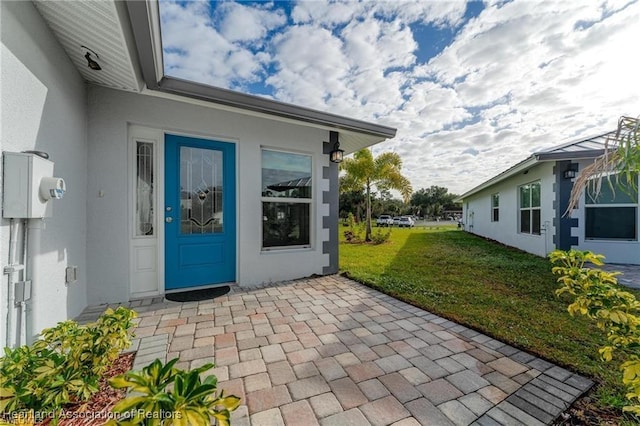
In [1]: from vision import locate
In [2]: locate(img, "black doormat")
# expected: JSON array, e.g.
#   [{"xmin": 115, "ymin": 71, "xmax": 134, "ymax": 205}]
[{"xmin": 165, "ymin": 285, "xmax": 231, "ymax": 303}]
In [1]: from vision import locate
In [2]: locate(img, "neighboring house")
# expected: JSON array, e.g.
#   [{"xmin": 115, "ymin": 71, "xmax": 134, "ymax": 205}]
[
  {"xmin": 457, "ymin": 131, "xmax": 639, "ymax": 265},
  {"xmin": 0, "ymin": 1, "xmax": 396, "ymax": 347}
]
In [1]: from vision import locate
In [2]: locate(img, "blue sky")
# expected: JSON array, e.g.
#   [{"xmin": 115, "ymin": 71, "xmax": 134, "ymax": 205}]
[{"xmin": 159, "ymin": 0, "xmax": 640, "ymax": 194}]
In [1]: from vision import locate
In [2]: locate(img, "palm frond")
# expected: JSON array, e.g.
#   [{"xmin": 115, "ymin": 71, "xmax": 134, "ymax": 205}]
[{"xmin": 566, "ymin": 116, "xmax": 640, "ymax": 215}]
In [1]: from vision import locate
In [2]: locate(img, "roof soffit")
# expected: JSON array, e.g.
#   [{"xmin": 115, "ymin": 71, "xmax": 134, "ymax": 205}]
[{"xmin": 33, "ymin": 0, "xmax": 142, "ymax": 92}]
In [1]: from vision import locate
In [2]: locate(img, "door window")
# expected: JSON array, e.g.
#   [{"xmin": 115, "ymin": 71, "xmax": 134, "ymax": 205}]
[{"xmin": 180, "ymin": 146, "xmax": 223, "ymax": 234}]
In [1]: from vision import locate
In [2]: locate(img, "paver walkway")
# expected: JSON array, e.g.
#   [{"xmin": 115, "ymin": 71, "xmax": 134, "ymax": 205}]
[{"xmin": 78, "ymin": 275, "xmax": 593, "ymax": 425}]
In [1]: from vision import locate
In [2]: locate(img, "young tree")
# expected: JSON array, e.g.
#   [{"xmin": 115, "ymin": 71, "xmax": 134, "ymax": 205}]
[{"xmin": 340, "ymin": 149, "xmax": 412, "ymax": 241}]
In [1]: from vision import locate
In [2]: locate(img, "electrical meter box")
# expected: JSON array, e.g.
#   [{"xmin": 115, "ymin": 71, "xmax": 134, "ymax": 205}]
[{"xmin": 2, "ymin": 152, "xmax": 65, "ymax": 218}]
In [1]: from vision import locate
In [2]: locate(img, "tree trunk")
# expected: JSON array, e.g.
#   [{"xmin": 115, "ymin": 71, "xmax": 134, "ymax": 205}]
[{"xmin": 365, "ymin": 180, "xmax": 372, "ymax": 242}]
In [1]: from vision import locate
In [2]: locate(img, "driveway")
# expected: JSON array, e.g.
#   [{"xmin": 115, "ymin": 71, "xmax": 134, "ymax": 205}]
[
  {"xmin": 600, "ymin": 263, "xmax": 640, "ymax": 289},
  {"xmin": 78, "ymin": 275, "xmax": 592, "ymax": 425}
]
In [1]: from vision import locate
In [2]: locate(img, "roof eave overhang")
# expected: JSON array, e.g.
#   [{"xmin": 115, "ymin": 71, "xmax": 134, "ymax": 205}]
[
  {"xmin": 125, "ymin": 1, "xmax": 396, "ymax": 140},
  {"xmin": 534, "ymin": 149, "xmax": 605, "ymax": 161},
  {"xmin": 457, "ymin": 148, "xmax": 608, "ymax": 202},
  {"xmin": 159, "ymin": 77, "xmax": 397, "ymax": 138}
]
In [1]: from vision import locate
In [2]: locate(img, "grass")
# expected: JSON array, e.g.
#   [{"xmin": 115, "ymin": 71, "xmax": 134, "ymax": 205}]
[{"xmin": 340, "ymin": 225, "xmax": 640, "ymax": 420}]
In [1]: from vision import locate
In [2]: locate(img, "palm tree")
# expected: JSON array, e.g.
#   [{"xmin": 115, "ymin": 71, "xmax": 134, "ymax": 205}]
[{"xmin": 340, "ymin": 149, "xmax": 412, "ymax": 242}]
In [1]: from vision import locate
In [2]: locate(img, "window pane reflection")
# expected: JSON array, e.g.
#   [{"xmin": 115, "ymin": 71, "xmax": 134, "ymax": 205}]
[
  {"xmin": 263, "ymin": 202, "xmax": 310, "ymax": 248},
  {"xmin": 262, "ymin": 150, "xmax": 312, "ymax": 198}
]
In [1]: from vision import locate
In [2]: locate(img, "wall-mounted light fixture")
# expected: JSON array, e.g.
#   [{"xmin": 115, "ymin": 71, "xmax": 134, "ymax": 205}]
[
  {"xmin": 81, "ymin": 45, "xmax": 102, "ymax": 71},
  {"xmin": 324, "ymin": 130, "xmax": 344, "ymax": 163},
  {"xmin": 563, "ymin": 165, "xmax": 577, "ymax": 179},
  {"xmin": 328, "ymin": 131, "xmax": 344, "ymax": 163},
  {"xmin": 329, "ymin": 142, "xmax": 344, "ymax": 163}
]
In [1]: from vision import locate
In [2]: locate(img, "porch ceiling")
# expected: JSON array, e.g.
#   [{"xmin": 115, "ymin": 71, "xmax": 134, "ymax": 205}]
[{"xmin": 33, "ymin": 0, "xmax": 142, "ymax": 92}]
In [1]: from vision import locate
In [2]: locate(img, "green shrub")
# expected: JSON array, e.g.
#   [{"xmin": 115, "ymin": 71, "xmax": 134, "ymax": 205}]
[
  {"xmin": 343, "ymin": 213, "xmax": 391, "ymax": 245},
  {"xmin": 343, "ymin": 213, "xmax": 364, "ymax": 243},
  {"xmin": 550, "ymin": 250, "xmax": 640, "ymax": 417},
  {"xmin": 108, "ymin": 358, "xmax": 240, "ymax": 426},
  {"xmin": 369, "ymin": 227, "xmax": 391, "ymax": 245},
  {"xmin": 0, "ymin": 307, "xmax": 137, "ymax": 420}
]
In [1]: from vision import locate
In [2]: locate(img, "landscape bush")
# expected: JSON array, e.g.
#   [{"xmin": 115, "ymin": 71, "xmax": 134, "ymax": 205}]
[
  {"xmin": 369, "ymin": 227, "xmax": 391, "ymax": 245},
  {"xmin": 343, "ymin": 212, "xmax": 391, "ymax": 244},
  {"xmin": 108, "ymin": 358, "xmax": 240, "ymax": 426},
  {"xmin": 0, "ymin": 307, "xmax": 137, "ymax": 422},
  {"xmin": 550, "ymin": 249, "xmax": 640, "ymax": 416}
]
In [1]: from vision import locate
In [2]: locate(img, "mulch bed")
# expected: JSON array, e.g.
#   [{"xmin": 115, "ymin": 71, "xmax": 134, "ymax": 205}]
[
  {"xmin": 39, "ymin": 352, "xmax": 135, "ymax": 425},
  {"xmin": 554, "ymin": 394, "xmax": 628, "ymax": 425}
]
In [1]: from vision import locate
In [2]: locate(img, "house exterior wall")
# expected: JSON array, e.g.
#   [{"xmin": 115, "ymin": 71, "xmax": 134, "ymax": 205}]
[
  {"xmin": 87, "ymin": 86, "xmax": 336, "ymax": 305},
  {"xmin": 569, "ymin": 159, "xmax": 640, "ymax": 265},
  {"xmin": 461, "ymin": 162, "xmax": 556, "ymax": 257},
  {"xmin": 1, "ymin": 1, "xmax": 88, "ymax": 343}
]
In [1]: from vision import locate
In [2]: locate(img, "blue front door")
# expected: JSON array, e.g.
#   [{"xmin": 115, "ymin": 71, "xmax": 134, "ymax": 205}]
[{"xmin": 165, "ymin": 134, "xmax": 236, "ymax": 289}]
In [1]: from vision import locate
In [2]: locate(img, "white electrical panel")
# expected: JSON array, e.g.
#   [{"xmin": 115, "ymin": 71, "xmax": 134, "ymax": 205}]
[{"xmin": 2, "ymin": 152, "xmax": 65, "ymax": 218}]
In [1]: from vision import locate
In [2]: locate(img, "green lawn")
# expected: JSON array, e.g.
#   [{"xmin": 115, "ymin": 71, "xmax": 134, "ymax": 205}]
[{"xmin": 340, "ymin": 226, "xmax": 640, "ymax": 419}]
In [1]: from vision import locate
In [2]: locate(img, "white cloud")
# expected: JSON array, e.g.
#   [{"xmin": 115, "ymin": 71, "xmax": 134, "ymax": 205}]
[
  {"xmin": 218, "ymin": 2, "xmax": 286, "ymax": 43},
  {"xmin": 265, "ymin": 25, "xmax": 351, "ymax": 109},
  {"xmin": 160, "ymin": 1, "xmax": 270, "ymax": 88},
  {"xmin": 291, "ymin": 1, "xmax": 357, "ymax": 26},
  {"xmin": 408, "ymin": 0, "xmax": 640, "ymax": 193},
  {"xmin": 159, "ymin": 0, "xmax": 640, "ymax": 195},
  {"xmin": 342, "ymin": 18, "xmax": 417, "ymax": 71},
  {"xmin": 371, "ymin": 0, "xmax": 467, "ymax": 27}
]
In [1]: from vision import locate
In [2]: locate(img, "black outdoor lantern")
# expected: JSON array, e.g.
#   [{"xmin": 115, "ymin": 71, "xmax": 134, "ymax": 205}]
[
  {"xmin": 329, "ymin": 141, "xmax": 344, "ymax": 163},
  {"xmin": 563, "ymin": 165, "xmax": 577, "ymax": 179}
]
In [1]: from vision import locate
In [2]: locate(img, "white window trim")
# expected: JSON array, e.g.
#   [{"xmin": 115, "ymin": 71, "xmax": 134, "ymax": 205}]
[
  {"xmin": 128, "ymin": 126, "xmax": 164, "ymax": 298},
  {"xmin": 491, "ymin": 193, "xmax": 499, "ymax": 222},
  {"xmin": 261, "ymin": 148, "xmax": 314, "ymax": 251},
  {"xmin": 518, "ymin": 181, "xmax": 541, "ymax": 235}
]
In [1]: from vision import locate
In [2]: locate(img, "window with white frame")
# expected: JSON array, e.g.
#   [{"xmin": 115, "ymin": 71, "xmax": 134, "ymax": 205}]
[
  {"xmin": 585, "ymin": 175, "xmax": 638, "ymax": 240},
  {"xmin": 519, "ymin": 182, "xmax": 541, "ymax": 235},
  {"xmin": 491, "ymin": 193, "xmax": 499, "ymax": 222},
  {"xmin": 261, "ymin": 149, "xmax": 312, "ymax": 249}
]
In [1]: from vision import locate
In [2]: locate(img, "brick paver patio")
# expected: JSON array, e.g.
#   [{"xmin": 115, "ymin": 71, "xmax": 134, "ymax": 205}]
[{"xmin": 78, "ymin": 275, "xmax": 593, "ymax": 425}]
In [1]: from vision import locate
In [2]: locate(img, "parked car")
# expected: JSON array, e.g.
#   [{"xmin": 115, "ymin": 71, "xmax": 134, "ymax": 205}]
[
  {"xmin": 376, "ymin": 215, "xmax": 393, "ymax": 227},
  {"xmin": 393, "ymin": 217, "xmax": 401, "ymax": 226},
  {"xmin": 398, "ymin": 216, "xmax": 415, "ymax": 228}
]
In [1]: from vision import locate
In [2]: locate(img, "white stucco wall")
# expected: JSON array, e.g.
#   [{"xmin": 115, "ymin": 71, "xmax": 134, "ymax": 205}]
[
  {"xmin": 1, "ymin": 1, "xmax": 88, "ymax": 343},
  {"xmin": 87, "ymin": 86, "xmax": 332, "ymax": 305},
  {"xmin": 570, "ymin": 159, "xmax": 640, "ymax": 264},
  {"xmin": 461, "ymin": 162, "xmax": 556, "ymax": 257}
]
